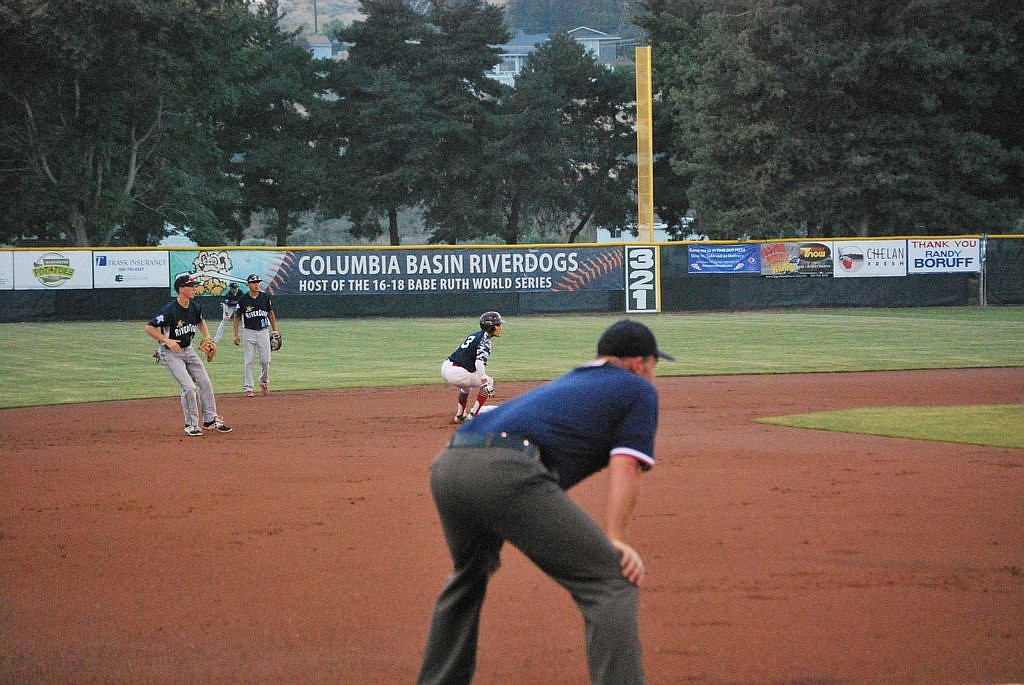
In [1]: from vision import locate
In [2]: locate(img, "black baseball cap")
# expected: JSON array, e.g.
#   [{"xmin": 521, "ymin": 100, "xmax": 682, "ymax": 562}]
[
  {"xmin": 597, "ymin": 319, "xmax": 676, "ymax": 361},
  {"xmin": 229, "ymin": 282, "xmax": 239, "ymax": 289},
  {"xmin": 174, "ymin": 273, "xmax": 201, "ymax": 290},
  {"xmin": 246, "ymin": 273, "xmax": 262, "ymax": 283}
]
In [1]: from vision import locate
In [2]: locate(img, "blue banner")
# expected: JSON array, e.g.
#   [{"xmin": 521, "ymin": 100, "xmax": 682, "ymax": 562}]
[{"xmin": 688, "ymin": 244, "xmax": 760, "ymax": 274}]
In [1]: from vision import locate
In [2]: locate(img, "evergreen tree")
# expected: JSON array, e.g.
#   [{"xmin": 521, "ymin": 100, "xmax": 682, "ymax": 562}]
[
  {"xmin": 219, "ymin": 0, "xmax": 325, "ymax": 246},
  {"xmin": 638, "ymin": 0, "xmax": 1024, "ymax": 238},
  {"xmin": 419, "ymin": 0, "xmax": 510, "ymax": 244}
]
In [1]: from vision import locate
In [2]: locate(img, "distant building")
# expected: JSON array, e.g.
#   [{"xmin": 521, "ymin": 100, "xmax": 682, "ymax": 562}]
[
  {"xmin": 487, "ymin": 30, "xmax": 549, "ymax": 87},
  {"xmin": 486, "ymin": 27, "xmax": 638, "ymax": 87},
  {"xmin": 596, "ymin": 224, "xmax": 671, "ymax": 243},
  {"xmin": 298, "ymin": 34, "xmax": 333, "ymax": 60}
]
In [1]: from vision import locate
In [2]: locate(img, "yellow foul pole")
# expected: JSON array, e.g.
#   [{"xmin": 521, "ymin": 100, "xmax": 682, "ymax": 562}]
[{"xmin": 634, "ymin": 46, "xmax": 655, "ymax": 243}]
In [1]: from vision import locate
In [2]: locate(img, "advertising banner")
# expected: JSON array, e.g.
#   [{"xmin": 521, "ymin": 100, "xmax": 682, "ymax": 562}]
[
  {"xmin": 170, "ymin": 246, "xmax": 625, "ymax": 297},
  {"xmin": 13, "ymin": 250, "xmax": 94, "ymax": 289},
  {"xmin": 907, "ymin": 238, "xmax": 981, "ymax": 274},
  {"xmin": 833, "ymin": 240, "xmax": 907, "ymax": 277},
  {"xmin": 760, "ymin": 241, "xmax": 834, "ymax": 277},
  {"xmin": 0, "ymin": 251, "xmax": 13, "ymax": 290},
  {"xmin": 688, "ymin": 244, "xmax": 760, "ymax": 274},
  {"xmin": 93, "ymin": 250, "xmax": 170, "ymax": 288}
]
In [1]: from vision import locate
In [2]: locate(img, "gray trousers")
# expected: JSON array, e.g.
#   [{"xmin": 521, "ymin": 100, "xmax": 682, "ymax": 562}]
[
  {"xmin": 158, "ymin": 346, "xmax": 218, "ymax": 428},
  {"xmin": 241, "ymin": 328, "xmax": 271, "ymax": 391},
  {"xmin": 213, "ymin": 302, "xmax": 239, "ymax": 342},
  {"xmin": 417, "ymin": 446, "xmax": 645, "ymax": 685}
]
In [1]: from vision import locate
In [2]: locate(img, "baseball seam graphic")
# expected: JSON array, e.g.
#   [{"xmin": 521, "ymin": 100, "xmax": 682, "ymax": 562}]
[{"xmin": 550, "ymin": 250, "xmax": 624, "ymax": 291}]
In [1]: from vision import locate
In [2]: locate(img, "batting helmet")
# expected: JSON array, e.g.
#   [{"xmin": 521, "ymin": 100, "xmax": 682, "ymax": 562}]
[{"xmin": 479, "ymin": 311, "xmax": 506, "ymax": 333}]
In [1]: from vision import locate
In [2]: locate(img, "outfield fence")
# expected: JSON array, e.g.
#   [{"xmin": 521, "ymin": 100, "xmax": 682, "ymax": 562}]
[{"xmin": 0, "ymin": 235, "xmax": 1020, "ymax": 322}]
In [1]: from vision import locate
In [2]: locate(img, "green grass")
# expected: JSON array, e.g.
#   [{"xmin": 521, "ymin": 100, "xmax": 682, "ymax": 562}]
[
  {"xmin": 758, "ymin": 405, "xmax": 1024, "ymax": 449},
  {"xmin": 0, "ymin": 306, "xmax": 1022, "ymax": 409}
]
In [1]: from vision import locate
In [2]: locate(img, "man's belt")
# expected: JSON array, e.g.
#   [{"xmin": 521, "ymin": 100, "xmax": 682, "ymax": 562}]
[{"xmin": 448, "ymin": 431, "xmax": 541, "ymax": 460}]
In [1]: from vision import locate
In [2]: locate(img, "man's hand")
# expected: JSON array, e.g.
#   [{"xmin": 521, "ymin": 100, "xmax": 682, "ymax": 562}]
[{"xmin": 611, "ymin": 539, "xmax": 645, "ymax": 586}]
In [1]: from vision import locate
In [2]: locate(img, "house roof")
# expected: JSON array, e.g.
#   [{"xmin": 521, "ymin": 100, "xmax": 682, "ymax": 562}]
[{"xmin": 566, "ymin": 26, "xmax": 620, "ymax": 41}]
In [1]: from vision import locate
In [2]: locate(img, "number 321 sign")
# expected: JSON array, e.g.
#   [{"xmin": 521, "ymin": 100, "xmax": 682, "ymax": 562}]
[{"xmin": 625, "ymin": 245, "xmax": 660, "ymax": 313}]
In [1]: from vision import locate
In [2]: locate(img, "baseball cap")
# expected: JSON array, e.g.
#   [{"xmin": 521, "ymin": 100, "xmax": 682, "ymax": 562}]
[
  {"xmin": 174, "ymin": 273, "xmax": 201, "ymax": 290},
  {"xmin": 229, "ymin": 282, "xmax": 239, "ymax": 289},
  {"xmin": 246, "ymin": 273, "xmax": 262, "ymax": 283},
  {"xmin": 597, "ymin": 319, "xmax": 676, "ymax": 361}
]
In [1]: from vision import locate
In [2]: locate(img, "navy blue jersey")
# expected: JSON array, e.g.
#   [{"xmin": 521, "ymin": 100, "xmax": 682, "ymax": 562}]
[
  {"xmin": 460, "ymin": 362, "xmax": 658, "ymax": 489},
  {"xmin": 224, "ymin": 288, "xmax": 242, "ymax": 307},
  {"xmin": 238, "ymin": 291, "xmax": 274, "ymax": 331},
  {"xmin": 447, "ymin": 331, "xmax": 492, "ymax": 373},
  {"xmin": 148, "ymin": 299, "xmax": 204, "ymax": 348}
]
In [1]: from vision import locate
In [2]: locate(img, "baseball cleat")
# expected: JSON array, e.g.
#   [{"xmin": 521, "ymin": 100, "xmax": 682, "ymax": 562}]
[
  {"xmin": 203, "ymin": 417, "xmax": 233, "ymax": 433},
  {"xmin": 184, "ymin": 425, "xmax": 203, "ymax": 437},
  {"xmin": 452, "ymin": 414, "xmax": 467, "ymax": 424},
  {"xmin": 261, "ymin": 382, "xmax": 269, "ymax": 396},
  {"xmin": 244, "ymin": 390, "xmax": 255, "ymax": 398}
]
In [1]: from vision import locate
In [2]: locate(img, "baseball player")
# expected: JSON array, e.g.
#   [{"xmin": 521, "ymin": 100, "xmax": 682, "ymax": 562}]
[
  {"xmin": 233, "ymin": 273, "xmax": 279, "ymax": 397},
  {"xmin": 213, "ymin": 282, "xmax": 242, "ymax": 342},
  {"xmin": 440, "ymin": 311, "xmax": 504, "ymax": 423},
  {"xmin": 418, "ymin": 319, "xmax": 673, "ymax": 685},
  {"xmin": 145, "ymin": 273, "xmax": 233, "ymax": 437}
]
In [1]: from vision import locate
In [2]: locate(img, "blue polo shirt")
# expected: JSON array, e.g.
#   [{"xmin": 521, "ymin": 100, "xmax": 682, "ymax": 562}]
[{"xmin": 459, "ymin": 362, "xmax": 658, "ymax": 489}]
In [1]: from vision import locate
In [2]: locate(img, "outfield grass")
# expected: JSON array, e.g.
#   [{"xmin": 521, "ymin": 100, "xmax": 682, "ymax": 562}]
[
  {"xmin": 0, "ymin": 306, "xmax": 1022, "ymax": 410},
  {"xmin": 759, "ymin": 405, "xmax": 1024, "ymax": 449}
]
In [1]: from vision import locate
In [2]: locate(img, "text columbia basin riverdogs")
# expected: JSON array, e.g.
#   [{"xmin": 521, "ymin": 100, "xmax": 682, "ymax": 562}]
[{"xmin": 297, "ymin": 251, "xmax": 581, "ymax": 293}]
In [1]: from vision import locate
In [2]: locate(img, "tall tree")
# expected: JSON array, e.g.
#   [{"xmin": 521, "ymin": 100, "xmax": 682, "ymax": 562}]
[
  {"xmin": 499, "ymin": 34, "xmax": 636, "ymax": 243},
  {"xmin": 218, "ymin": 0, "xmax": 324, "ymax": 246},
  {"xmin": 419, "ymin": 0, "xmax": 510, "ymax": 244},
  {"xmin": 639, "ymin": 0, "xmax": 1024, "ymax": 238},
  {"xmin": 324, "ymin": 0, "xmax": 433, "ymax": 245},
  {"xmin": 0, "ymin": 0, "xmax": 253, "ymax": 246}
]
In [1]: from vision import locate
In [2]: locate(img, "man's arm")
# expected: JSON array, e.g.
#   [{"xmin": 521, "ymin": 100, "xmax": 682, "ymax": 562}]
[
  {"xmin": 606, "ymin": 454, "xmax": 645, "ymax": 585},
  {"xmin": 145, "ymin": 323, "xmax": 181, "ymax": 352}
]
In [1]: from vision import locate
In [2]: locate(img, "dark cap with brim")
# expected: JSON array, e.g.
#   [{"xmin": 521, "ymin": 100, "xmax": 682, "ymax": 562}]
[
  {"xmin": 597, "ymin": 319, "xmax": 675, "ymax": 361},
  {"xmin": 174, "ymin": 273, "xmax": 201, "ymax": 290}
]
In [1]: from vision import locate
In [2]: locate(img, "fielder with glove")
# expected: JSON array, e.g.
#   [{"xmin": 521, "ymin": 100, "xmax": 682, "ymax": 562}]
[
  {"xmin": 144, "ymin": 273, "xmax": 232, "ymax": 437},
  {"xmin": 440, "ymin": 311, "xmax": 505, "ymax": 423},
  {"xmin": 233, "ymin": 273, "xmax": 279, "ymax": 397}
]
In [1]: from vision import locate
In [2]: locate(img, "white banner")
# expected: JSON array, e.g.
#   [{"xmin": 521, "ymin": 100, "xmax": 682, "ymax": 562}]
[
  {"xmin": 0, "ymin": 251, "xmax": 13, "ymax": 290},
  {"xmin": 93, "ymin": 250, "xmax": 170, "ymax": 288},
  {"xmin": 13, "ymin": 250, "xmax": 94, "ymax": 289},
  {"xmin": 833, "ymin": 240, "xmax": 907, "ymax": 278},
  {"xmin": 907, "ymin": 238, "xmax": 981, "ymax": 274}
]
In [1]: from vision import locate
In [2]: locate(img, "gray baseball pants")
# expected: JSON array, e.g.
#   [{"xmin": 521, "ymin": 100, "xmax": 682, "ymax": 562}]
[
  {"xmin": 241, "ymin": 328, "xmax": 271, "ymax": 391},
  {"xmin": 158, "ymin": 346, "xmax": 219, "ymax": 428},
  {"xmin": 417, "ymin": 446, "xmax": 645, "ymax": 685}
]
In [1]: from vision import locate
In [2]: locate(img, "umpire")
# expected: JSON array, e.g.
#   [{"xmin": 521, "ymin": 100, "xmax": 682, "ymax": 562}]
[{"xmin": 417, "ymin": 319, "xmax": 673, "ymax": 685}]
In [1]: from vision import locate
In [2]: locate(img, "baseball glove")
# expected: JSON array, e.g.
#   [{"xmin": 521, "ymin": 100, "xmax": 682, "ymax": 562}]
[
  {"xmin": 198, "ymin": 337, "xmax": 217, "ymax": 362},
  {"xmin": 270, "ymin": 330, "xmax": 282, "ymax": 351}
]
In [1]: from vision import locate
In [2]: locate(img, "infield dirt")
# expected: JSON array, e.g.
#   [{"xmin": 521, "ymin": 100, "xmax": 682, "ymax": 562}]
[{"xmin": 2, "ymin": 368, "xmax": 1022, "ymax": 684}]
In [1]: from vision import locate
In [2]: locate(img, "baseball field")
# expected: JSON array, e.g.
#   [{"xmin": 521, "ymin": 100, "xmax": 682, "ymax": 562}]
[{"xmin": 1, "ymin": 307, "xmax": 1022, "ymax": 684}]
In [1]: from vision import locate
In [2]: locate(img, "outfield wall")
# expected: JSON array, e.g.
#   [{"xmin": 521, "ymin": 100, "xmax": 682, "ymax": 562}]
[{"xmin": 0, "ymin": 236, "xmax": 1020, "ymax": 322}]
